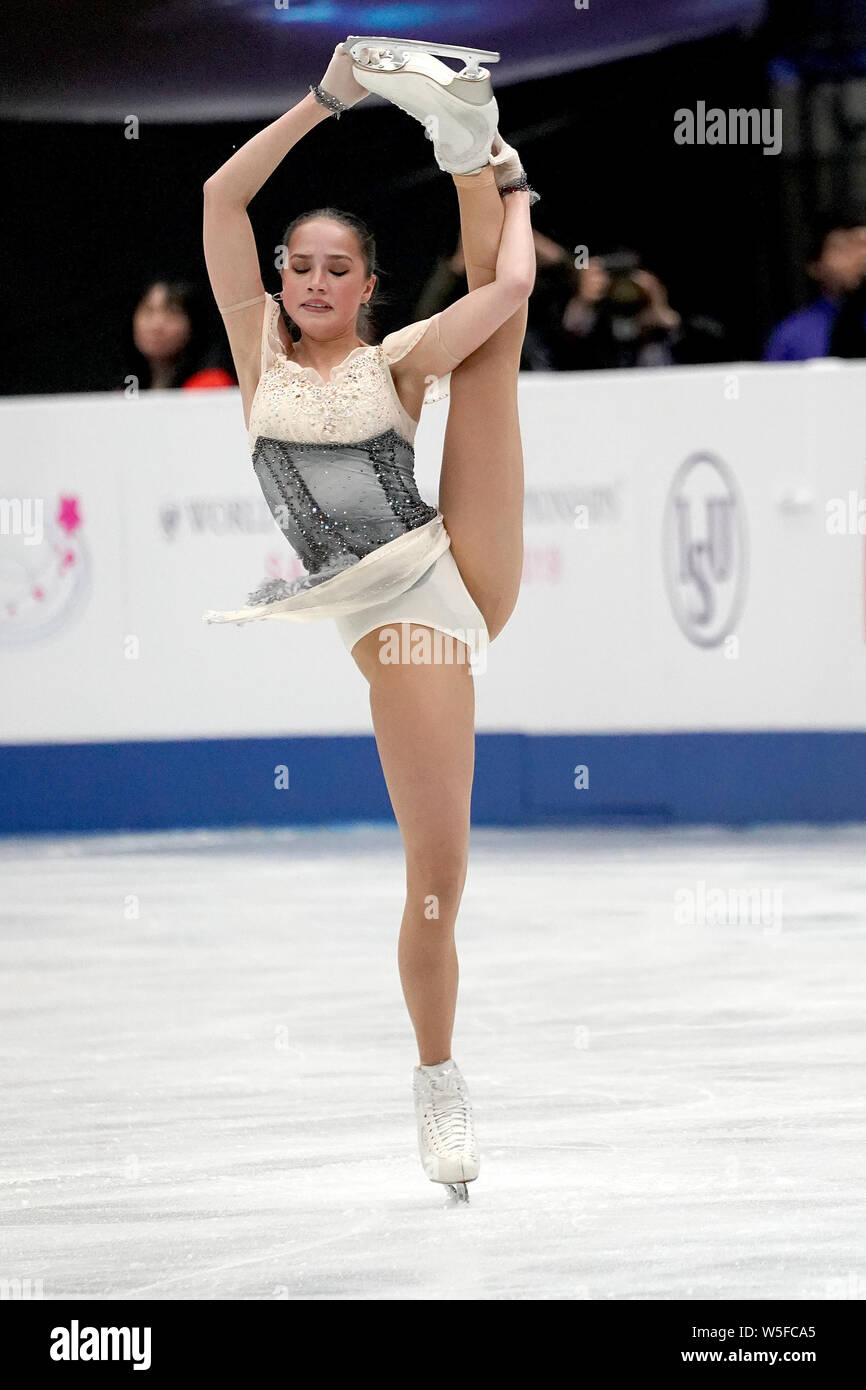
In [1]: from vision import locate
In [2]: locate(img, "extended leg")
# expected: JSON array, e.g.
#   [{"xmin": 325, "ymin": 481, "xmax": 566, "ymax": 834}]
[{"xmin": 439, "ymin": 167, "xmax": 530, "ymax": 640}]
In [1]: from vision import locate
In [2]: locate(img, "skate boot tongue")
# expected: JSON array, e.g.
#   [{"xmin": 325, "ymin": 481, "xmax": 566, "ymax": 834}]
[
  {"xmin": 420, "ymin": 1057, "xmax": 457, "ymax": 1075},
  {"xmin": 421, "ymin": 1060, "xmax": 465, "ymax": 1114}
]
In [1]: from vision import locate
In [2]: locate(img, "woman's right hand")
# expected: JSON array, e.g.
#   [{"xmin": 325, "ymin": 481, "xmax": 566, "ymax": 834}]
[{"xmin": 319, "ymin": 43, "xmax": 370, "ymax": 109}]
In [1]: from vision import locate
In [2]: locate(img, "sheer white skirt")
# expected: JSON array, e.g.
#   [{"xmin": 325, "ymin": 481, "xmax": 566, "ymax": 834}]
[{"xmin": 203, "ymin": 514, "xmax": 451, "ymax": 625}]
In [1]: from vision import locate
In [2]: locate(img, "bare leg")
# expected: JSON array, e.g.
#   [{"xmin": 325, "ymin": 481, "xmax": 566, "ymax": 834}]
[
  {"xmin": 351, "ymin": 627, "xmax": 475, "ymax": 1065},
  {"xmin": 439, "ymin": 165, "xmax": 529, "ymax": 640}
]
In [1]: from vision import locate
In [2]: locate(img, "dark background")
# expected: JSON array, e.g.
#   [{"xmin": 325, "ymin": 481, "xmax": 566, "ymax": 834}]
[{"xmin": 1, "ymin": 0, "xmax": 865, "ymax": 394}]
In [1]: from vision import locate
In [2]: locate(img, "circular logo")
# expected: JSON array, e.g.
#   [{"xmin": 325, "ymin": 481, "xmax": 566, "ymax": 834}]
[
  {"xmin": 662, "ymin": 452, "xmax": 748, "ymax": 647},
  {"xmin": 0, "ymin": 494, "xmax": 90, "ymax": 646}
]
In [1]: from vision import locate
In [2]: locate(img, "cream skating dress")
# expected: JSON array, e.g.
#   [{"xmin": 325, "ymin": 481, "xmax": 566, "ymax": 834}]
[{"xmin": 203, "ymin": 291, "xmax": 489, "ymax": 665}]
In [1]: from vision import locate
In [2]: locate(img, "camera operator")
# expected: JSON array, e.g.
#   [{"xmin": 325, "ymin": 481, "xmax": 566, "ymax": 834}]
[{"xmin": 556, "ymin": 249, "xmax": 681, "ymax": 369}]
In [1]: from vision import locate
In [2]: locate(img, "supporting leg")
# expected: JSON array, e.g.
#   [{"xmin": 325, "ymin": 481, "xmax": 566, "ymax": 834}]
[
  {"xmin": 439, "ymin": 166, "xmax": 530, "ymax": 640},
  {"xmin": 351, "ymin": 625, "xmax": 476, "ymax": 1064}
]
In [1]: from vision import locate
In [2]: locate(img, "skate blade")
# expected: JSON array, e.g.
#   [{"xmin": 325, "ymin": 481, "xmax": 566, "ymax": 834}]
[
  {"xmin": 345, "ymin": 36, "xmax": 500, "ymax": 80},
  {"xmin": 445, "ymin": 1181, "xmax": 470, "ymax": 1203}
]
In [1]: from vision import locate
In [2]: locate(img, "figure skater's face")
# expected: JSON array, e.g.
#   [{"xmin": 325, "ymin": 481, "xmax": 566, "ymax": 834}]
[
  {"xmin": 133, "ymin": 284, "xmax": 192, "ymax": 361},
  {"xmin": 282, "ymin": 218, "xmax": 375, "ymax": 339}
]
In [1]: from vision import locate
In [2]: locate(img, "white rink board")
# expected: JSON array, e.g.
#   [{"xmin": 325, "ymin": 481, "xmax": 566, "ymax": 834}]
[{"xmin": 1, "ymin": 361, "xmax": 865, "ymax": 743}]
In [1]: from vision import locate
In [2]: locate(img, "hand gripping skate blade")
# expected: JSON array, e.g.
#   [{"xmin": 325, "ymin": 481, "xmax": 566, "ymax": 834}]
[{"xmin": 345, "ymin": 36, "xmax": 500, "ymax": 80}]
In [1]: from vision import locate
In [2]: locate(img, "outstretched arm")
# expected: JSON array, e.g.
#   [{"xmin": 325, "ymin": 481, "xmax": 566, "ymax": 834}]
[{"xmin": 393, "ymin": 192, "xmax": 536, "ymax": 388}]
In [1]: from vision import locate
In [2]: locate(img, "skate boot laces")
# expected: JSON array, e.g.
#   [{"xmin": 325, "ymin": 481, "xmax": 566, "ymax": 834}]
[{"xmin": 417, "ymin": 1067, "xmax": 475, "ymax": 1153}]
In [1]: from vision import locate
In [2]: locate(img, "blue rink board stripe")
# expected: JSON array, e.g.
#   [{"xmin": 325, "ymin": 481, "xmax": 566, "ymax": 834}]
[{"xmin": 2, "ymin": 732, "xmax": 866, "ymax": 833}]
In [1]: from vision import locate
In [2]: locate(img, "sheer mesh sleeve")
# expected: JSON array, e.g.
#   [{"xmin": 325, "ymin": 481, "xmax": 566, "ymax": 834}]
[
  {"xmin": 216, "ymin": 292, "xmax": 279, "ymax": 380},
  {"xmin": 218, "ymin": 292, "xmax": 267, "ymax": 315},
  {"xmin": 381, "ymin": 313, "xmax": 460, "ymax": 405}
]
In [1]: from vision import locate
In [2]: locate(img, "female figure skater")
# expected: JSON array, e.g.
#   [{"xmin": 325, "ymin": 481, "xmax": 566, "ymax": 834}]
[{"xmin": 202, "ymin": 39, "xmax": 536, "ymax": 1201}]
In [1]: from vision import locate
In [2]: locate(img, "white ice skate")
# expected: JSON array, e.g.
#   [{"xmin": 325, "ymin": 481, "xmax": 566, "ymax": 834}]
[
  {"xmin": 413, "ymin": 1057, "xmax": 480, "ymax": 1203},
  {"xmin": 346, "ymin": 36, "xmax": 500, "ymax": 175}
]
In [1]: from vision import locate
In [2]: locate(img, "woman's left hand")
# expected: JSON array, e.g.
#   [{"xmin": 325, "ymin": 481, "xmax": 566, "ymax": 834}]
[{"xmin": 319, "ymin": 43, "xmax": 371, "ymax": 109}]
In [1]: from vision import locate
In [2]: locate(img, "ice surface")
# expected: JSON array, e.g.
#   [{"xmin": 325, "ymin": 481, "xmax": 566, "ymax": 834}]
[{"xmin": 1, "ymin": 823, "xmax": 864, "ymax": 1301}]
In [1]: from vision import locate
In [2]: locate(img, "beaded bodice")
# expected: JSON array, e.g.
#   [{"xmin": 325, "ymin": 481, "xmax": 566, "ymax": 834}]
[{"xmin": 247, "ymin": 296, "xmax": 421, "ymax": 450}]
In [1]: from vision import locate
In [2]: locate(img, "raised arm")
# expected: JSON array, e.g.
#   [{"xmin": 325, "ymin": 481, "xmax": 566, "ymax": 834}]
[
  {"xmin": 203, "ymin": 95, "xmax": 328, "ymax": 305},
  {"xmin": 392, "ymin": 192, "xmax": 536, "ymax": 390},
  {"xmin": 202, "ymin": 47, "xmax": 369, "ymax": 403}
]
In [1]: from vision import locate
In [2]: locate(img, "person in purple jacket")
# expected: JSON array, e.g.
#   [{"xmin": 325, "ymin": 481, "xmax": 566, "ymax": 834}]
[{"xmin": 764, "ymin": 215, "xmax": 866, "ymax": 361}]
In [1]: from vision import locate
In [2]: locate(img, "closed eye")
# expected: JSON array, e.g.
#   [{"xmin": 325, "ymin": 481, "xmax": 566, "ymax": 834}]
[{"xmin": 291, "ymin": 267, "xmax": 349, "ymax": 276}]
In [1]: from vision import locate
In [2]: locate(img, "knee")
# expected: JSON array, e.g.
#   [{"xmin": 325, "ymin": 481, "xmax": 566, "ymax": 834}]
[{"xmin": 406, "ymin": 846, "xmax": 468, "ymax": 917}]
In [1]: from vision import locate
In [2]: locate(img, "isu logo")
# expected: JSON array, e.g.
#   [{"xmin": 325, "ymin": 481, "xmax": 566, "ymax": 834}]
[{"xmin": 662, "ymin": 452, "xmax": 748, "ymax": 647}]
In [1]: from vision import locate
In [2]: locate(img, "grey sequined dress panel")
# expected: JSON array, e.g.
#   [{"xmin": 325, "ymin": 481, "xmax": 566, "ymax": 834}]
[{"xmin": 248, "ymin": 426, "xmax": 439, "ymax": 605}]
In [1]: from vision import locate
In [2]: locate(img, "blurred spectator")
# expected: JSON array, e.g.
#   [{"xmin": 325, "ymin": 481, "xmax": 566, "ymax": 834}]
[
  {"xmin": 764, "ymin": 216, "xmax": 866, "ymax": 361},
  {"xmin": 828, "ymin": 224, "xmax": 866, "ymax": 358},
  {"xmin": 414, "ymin": 231, "xmax": 576, "ymax": 370},
  {"xmin": 555, "ymin": 250, "xmax": 682, "ymax": 369},
  {"xmin": 122, "ymin": 279, "xmax": 236, "ymax": 391}
]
